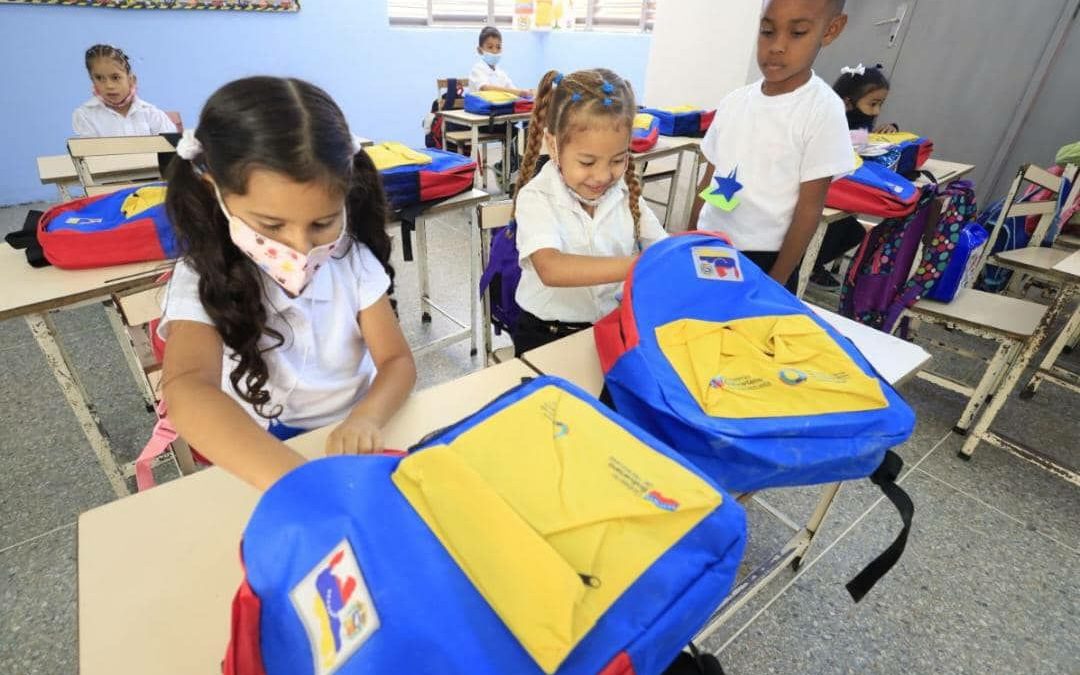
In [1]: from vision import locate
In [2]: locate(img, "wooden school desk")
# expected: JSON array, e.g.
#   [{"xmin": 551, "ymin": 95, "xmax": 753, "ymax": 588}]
[
  {"xmin": 0, "ymin": 244, "xmax": 171, "ymax": 496},
  {"xmin": 37, "ymin": 153, "xmax": 160, "ymax": 201},
  {"xmin": 519, "ymin": 304, "xmax": 930, "ymax": 639},
  {"xmin": 77, "ymin": 358, "xmax": 537, "ymax": 675},
  {"xmin": 437, "ymin": 108, "xmax": 532, "ymax": 192},
  {"xmin": 957, "ymin": 248, "xmax": 1080, "ymax": 481},
  {"xmin": 797, "ymin": 159, "xmax": 976, "ymax": 298}
]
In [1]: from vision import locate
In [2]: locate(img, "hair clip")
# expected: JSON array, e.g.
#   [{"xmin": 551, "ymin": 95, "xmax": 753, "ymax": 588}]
[
  {"xmin": 571, "ymin": 92, "xmax": 583, "ymax": 102},
  {"xmin": 603, "ymin": 97, "xmax": 613, "ymax": 107},
  {"xmin": 553, "ymin": 72, "xmax": 564, "ymax": 86},
  {"xmin": 176, "ymin": 129, "xmax": 204, "ymax": 161},
  {"xmin": 601, "ymin": 81, "xmax": 615, "ymax": 94},
  {"xmin": 840, "ymin": 63, "xmax": 866, "ymax": 77}
]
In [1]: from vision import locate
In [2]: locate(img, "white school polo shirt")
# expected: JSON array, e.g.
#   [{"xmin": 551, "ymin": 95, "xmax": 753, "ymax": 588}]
[
  {"xmin": 469, "ymin": 60, "xmax": 517, "ymax": 91},
  {"xmin": 697, "ymin": 73, "xmax": 855, "ymax": 252},
  {"xmin": 159, "ymin": 241, "xmax": 391, "ymax": 430},
  {"xmin": 514, "ymin": 160, "xmax": 668, "ymax": 323},
  {"xmin": 72, "ymin": 96, "xmax": 178, "ymax": 138}
]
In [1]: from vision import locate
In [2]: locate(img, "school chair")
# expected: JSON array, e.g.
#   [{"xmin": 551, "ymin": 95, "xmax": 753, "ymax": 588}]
[
  {"xmin": 66, "ymin": 135, "xmax": 175, "ymax": 196},
  {"xmin": 165, "ymin": 111, "xmax": 184, "ymax": 134},
  {"xmin": 478, "ymin": 199, "xmax": 516, "ymax": 366},
  {"xmin": 990, "ymin": 164, "xmax": 1078, "ymax": 298},
  {"xmin": 893, "ymin": 172, "xmax": 1052, "ymax": 442},
  {"xmin": 106, "ymin": 277, "xmax": 198, "ymax": 486},
  {"xmin": 436, "ymin": 78, "xmax": 504, "ymax": 189}
]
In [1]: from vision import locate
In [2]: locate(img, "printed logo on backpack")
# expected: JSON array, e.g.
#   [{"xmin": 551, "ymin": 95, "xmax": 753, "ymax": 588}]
[{"xmin": 224, "ymin": 376, "xmax": 747, "ymax": 675}]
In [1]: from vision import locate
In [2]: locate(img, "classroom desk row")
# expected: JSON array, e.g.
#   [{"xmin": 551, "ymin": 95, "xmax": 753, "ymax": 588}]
[
  {"xmin": 0, "ymin": 185, "xmax": 488, "ymax": 497},
  {"xmin": 78, "ymin": 303, "xmax": 930, "ymax": 674}
]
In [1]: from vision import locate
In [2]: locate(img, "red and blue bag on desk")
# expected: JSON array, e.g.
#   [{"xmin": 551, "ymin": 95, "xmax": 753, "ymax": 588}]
[
  {"xmin": 638, "ymin": 106, "xmax": 715, "ymax": 137},
  {"xmin": 366, "ymin": 142, "xmax": 476, "ymax": 211},
  {"xmin": 464, "ymin": 90, "xmax": 535, "ymax": 115},
  {"xmin": 6, "ymin": 182, "xmax": 177, "ymax": 269},
  {"xmin": 630, "ymin": 113, "xmax": 660, "ymax": 153},
  {"xmin": 594, "ymin": 232, "xmax": 915, "ymax": 601},
  {"xmin": 224, "ymin": 376, "xmax": 747, "ymax": 675},
  {"xmin": 826, "ymin": 160, "xmax": 921, "ymax": 218}
]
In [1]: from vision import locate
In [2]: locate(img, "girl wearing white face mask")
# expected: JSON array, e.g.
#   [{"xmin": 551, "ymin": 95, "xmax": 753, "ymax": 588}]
[
  {"xmin": 510, "ymin": 69, "xmax": 668, "ymax": 356},
  {"xmin": 159, "ymin": 77, "xmax": 416, "ymax": 491},
  {"xmin": 469, "ymin": 26, "xmax": 533, "ymax": 98}
]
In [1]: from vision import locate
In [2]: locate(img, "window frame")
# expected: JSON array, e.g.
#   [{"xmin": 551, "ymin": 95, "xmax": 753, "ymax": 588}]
[{"xmin": 388, "ymin": 0, "xmax": 655, "ymax": 33}]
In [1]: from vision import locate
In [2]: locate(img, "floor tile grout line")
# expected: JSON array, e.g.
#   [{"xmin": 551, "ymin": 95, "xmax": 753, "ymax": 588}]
[
  {"xmin": 0, "ymin": 521, "xmax": 76, "ymax": 556},
  {"xmin": 912, "ymin": 467, "xmax": 1080, "ymax": 555},
  {"xmin": 715, "ymin": 428, "xmax": 955, "ymax": 655}
]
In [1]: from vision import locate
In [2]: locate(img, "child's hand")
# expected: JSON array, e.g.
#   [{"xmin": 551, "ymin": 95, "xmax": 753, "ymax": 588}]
[
  {"xmin": 326, "ymin": 414, "xmax": 384, "ymax": 455},
  {"xmin": 874, "ymin": 123, "xmax": 900, "ymax": 134}
]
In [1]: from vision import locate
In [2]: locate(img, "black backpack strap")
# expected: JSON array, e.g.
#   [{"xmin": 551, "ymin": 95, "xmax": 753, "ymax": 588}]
[
  {"xmin": 4, "ymin": 209, "xmax": 50, "ymax": 268},
  {"xmin": 444, "ymin": 78, "xmax": 459, "ymax": 110},
  {"xmin": 846, "ymin": 450, "xmax": 914, "ymax": 601}
]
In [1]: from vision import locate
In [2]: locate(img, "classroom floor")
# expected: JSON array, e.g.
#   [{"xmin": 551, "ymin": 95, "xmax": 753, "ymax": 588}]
[{"xmin": 1, "ymin": 192, "xmax": 1077, "ymax": 674}]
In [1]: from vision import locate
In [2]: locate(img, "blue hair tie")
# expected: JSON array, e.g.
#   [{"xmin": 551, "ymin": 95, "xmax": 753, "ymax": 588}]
[
  {"xmin": 571, "ymin": 92, "xmax": 583, "ymax": 102},
  {"xmin": 601, "ymin": 81, "xmax": 615, "ymax": 94},
  {"xmin": 603, "ymin": 97, "xmax": 613, "ymax": 107},
  {"xmin": 553, "ymin": 72, "xmax": 564, "ymax": 86}
]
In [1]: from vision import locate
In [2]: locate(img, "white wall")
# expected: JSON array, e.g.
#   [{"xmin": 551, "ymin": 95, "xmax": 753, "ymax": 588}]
[{"xmin": 644, "ymin": 0, "xmax": 761, "ymax": 108}]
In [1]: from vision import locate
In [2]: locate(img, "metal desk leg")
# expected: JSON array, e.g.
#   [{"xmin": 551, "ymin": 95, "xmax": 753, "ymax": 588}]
[
  {"xmin": 1022, "ymin": 301, "xmax": 1080, "ymax": 399},
  {"xmin": 662, "ymin": 150, "xmax": 686, "ymax": 231},
  {"xmin": 471, "ymin": 124, "xmax": 482, "ymax": 189},
  {"xmin": 502, "ymin": 122, "xmax": 514, "ymax": 194},
  {"xmin": 797, "ymin": 220, "xmax": 828, "ymax": 298},
  {"xmin": 416, "ymin": 214, "xmax": 432, "ymax": 323},
  {"xmin": 682, "ymin": 150, "xmax": 703, "ymax": 231},
  {"xmin": 468, "ymin": 207, "xmax": 480, "ymax": 356},
  {"xmin": 26, "ymin": 311, "xmax": 128, "ymax": 498}
]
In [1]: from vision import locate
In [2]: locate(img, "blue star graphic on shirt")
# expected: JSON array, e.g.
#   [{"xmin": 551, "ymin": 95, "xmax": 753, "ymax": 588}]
[{"xmin": 712, "ymin": 168, "xmax": 743, "ymax": 201}]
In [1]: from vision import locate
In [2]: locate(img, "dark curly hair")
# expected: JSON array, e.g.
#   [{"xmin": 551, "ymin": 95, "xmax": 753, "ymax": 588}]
[
  {"xmin": 165, "ymin": 76, "xmax": 393, "ymax": 419},
  {"xmin": 833, "ymin": 64, "xmax": 891, "ymax": 107}
]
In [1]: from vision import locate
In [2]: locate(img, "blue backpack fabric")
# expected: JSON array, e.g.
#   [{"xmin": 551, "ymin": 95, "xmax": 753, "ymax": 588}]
[
  {"xmin": 479, "ymin": 219, "xmax": 523, "ymax": 336},
  {"xmin": 594, "ymin": 232, "xmax": 915, "ymax": 601},
  {"xmin": 225, "ymin": 376, "xmax": 747, "ymax": 675},
  {"xmin": 924, "ymin": 222, "xmax": 989, "ymax": 302},
  {"xmin": 378, "ymin": 147, "xmax": 476, "ymax": 211}
]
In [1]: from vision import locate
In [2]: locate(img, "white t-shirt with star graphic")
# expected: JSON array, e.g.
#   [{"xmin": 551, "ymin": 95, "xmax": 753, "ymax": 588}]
[{"xmin": 697, "ymin": 73, "xmax": 855, "ymax": 252}]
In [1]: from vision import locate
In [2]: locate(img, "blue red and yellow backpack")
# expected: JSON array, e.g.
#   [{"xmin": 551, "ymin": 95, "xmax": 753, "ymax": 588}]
[
  {"xmin": 638, "ymin": 107, "xmax": 715, "ymax": 137},
  {"xmin": 594, "ymin": 232, "xmax": 915, "ymax": 600},
  {"xmin": 5, "ymin": 182, "xmax": 177, "ymax": 269},
  {"xmin": 224, "ymin": 376, "xmax": 747, "ymax": 675},
  {"xmin": 630, "ymin": 113, "xmax": 660, "ymax": 153},
  {"xmin": 826, "ymin": 160, "xmax": 921, "ymax": 218},
  {"xmin": 464, "ymin": 90, "xmax": 535, "ymax": 116},
  {"xmin": 366, "ymin": 142, "xmax": 477, "ymax": 211}
]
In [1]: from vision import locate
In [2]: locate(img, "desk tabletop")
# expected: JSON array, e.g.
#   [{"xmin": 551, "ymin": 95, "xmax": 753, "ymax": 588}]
[
  {"xmin": 77, "ymin": 358, "xmax": 536, "ymax": 675},
  {"xmin": 439, "ymin": 108, "xmax": 532, "ymax": 126},
  {"xmin": 0, "ymin": 244, "xmax": 172, "ymax": 322},
  {"xmin": 1052, "ymin": 248, "xmax": 1080, "ymax": 279},
  {"xmin": 37, "ymin": 153, "xmax": 160, "ymax": 184},
  {"xmin": 521, "ymin": 305, "xmax": 929, "ymax": 397}
]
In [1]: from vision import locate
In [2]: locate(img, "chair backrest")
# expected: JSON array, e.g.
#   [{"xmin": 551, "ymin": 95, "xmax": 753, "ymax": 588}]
[
  {"xmin": 436, "ymin": 78, "xmax": 470, "ymax": 111},
  {"xmin": 67, "ymin": 135, "xmax": 175, "ymax": 191},
  {"xmin": 165, "ymin": 111, "xmax": 184, "ymax": 134},
  {"xmin": 478, "ymin": 199, "xmax": 513, "ymax": 231},
  {"xmin": 975, "ymin": 163, "xmax": 1064, "ymax": 274}
]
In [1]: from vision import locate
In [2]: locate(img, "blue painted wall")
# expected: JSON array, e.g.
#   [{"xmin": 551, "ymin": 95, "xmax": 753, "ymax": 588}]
[{"xmin": 0, "ymin": 1, "xmax": 650, "ymax": 205}]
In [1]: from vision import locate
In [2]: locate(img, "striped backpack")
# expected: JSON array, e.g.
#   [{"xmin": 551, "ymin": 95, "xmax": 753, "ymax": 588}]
[
  {"xmin": 638, "ymin": 107, "xmax": 715, "ymax": 137},
  {"xmin": 224, "ymin": 376, "xmax": 747, "ymax": 675},
  {"xmin": 366, "ymin": 142, "xmax": 477, "ymax": 211}
]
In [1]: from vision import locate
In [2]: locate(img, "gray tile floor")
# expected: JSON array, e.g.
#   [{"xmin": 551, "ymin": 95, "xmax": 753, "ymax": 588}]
[{"xmin": 1, "ymin": 189, "xmax": 1078, "ymax": 674}]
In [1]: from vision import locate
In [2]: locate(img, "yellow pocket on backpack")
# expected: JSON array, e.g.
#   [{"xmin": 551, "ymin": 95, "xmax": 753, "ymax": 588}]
[
  {"xmin": 474, "ymin": 90, "xmax": 522, "ymax": 104},
  {"xmin": 656, "ymin": 314, "xmax": 888, "ymax": 419},
  {"xmin": 364, "ymin": 141, "xmax": 434, "ymax": 171},
  {"xmin": 392, "ymin": 385, "xmax": 722, "ymax": 674}
]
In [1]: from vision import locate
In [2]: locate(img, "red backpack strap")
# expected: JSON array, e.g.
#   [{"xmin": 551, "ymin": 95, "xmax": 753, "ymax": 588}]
[{"xmin": 223, "ymin": 548, "xmax": 267, "ymax": 675}]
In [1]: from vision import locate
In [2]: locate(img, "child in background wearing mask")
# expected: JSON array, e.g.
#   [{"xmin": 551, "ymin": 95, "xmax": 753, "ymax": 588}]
[
  {"xmin": 73, "ymin": 44, "xmax": 177, "ymax": 137},
  {"xmin": 469, "ymin": 27, "xmax": 533, "ymax": 98}
]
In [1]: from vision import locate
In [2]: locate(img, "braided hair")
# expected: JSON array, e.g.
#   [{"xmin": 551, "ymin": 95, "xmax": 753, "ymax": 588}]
[
  {"xmin": 84, "ymin": 44, "xmax": 132, "ymax": 74},
  {"xmin": 514, "ymin": 68, "xmax": 642, "ymax": 245}
]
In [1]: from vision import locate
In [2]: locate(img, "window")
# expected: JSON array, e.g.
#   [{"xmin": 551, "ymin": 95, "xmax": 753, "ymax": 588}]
[{"xmin": 388, "ymin": 0, "xmax": 656, "ymax": 32}]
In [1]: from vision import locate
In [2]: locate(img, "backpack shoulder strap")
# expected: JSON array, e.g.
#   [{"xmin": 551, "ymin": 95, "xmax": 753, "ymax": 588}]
[
  {"xmin": 4, "ymin": 209, "xmax": 50, "ymax": 268},
  {"xmin": 845, "ymin": 450, "xmax": 914, "ymax": 601}
]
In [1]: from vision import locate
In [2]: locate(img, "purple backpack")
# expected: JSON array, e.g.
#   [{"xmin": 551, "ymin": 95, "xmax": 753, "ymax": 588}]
[
  {"xmin": 479, "ymin": 219, "xmax": 522, "ymax": 335},
  {"xmin": 839, "ymin": 186, "xmax": 938, "ymax": 332}
]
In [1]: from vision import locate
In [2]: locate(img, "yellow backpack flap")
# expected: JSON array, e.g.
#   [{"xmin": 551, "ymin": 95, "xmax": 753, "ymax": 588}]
[
  {"xmin": 868, "ymin": 131, "xmax": 920, "ymax": 146},
  {"xmin": 393, "ymin": 384, "xmax": 723, "ymax": 674},
  {"xmin": 633, "ymin": 113, "xmax": 656, "ymax": 130},
  {"xmin": 658, "ymin": 105, "xmax": 699, "ymax": 113},
  {"xmin": 364, "ymin": 141, "xmax": 434, "ymax": 172},
  {"xmin": 120, "ymin": 185, "xmax": 167, "ymax": 218},
  {"xmin": 475, "ymin": 90, "xmax": 522, "ymax": 104},
  {"xmin": 656, "ymin": 314, "xmax": 888, "ymax": 419}
]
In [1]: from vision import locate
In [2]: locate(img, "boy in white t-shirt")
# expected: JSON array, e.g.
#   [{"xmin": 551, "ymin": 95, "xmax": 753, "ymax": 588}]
[
  {"xmin": 690, "ymin": 0, "xmax": 854, "ymax": 292},
  {"xmin": 469, "ymin": 27, "xmax": 532, "ymax": 98}
]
